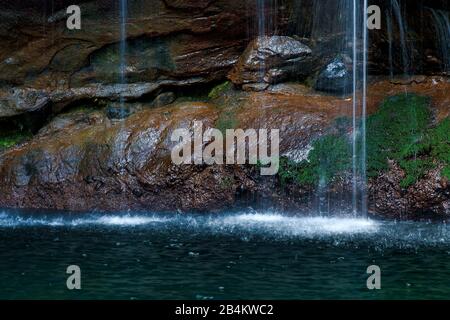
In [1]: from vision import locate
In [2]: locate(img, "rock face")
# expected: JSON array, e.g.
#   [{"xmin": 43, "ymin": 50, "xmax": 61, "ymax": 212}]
[
  {"xmin": 370, "ymin": 162, "xmax": 450, "ymax": 218},
  {"xmin": 0, "ymin": 1, "xmax": 449, "ymax": 219},
  {"xmin": 315, "ymin": 56, "xmax": 353, "ymax": 94},
  {"xmin": 0, "ymin": 86, "xmax": 336, "ymax": 212},
  {"xmin": 289, "ymin": 0, "xmax": 450, "ymax": 75},
  {"xmin": 228, "ymin": 36, "xmax": 312, "ymax": 91},
  {"xmin": 0, "ymin": 80, "xmax": 448, "ymax": 218},
  {"xmin": 0, "ymin": 0, "xmax": 288, "ymax": 117},
  {"xmin": 0, "ymin": 81, "xmax": 201, "ymax": 117}
]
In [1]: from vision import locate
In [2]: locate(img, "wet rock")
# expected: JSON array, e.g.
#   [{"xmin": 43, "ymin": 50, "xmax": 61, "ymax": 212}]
[
  {"xmin": 228, "ymin": 36, "xmax": 312, "ymax": 91},
  {"xmin": 152, "ymin": 92, "xmax": 176, "ymax": 107},
  {"xmin": 106, "ymin": 104, "xmax": 132, "ymax": 120},
  {"xmin": 242, "ymin": 83, "xmax": 270, "ymax": 92},
  {"xmin": 0, "ymin": 0, "xmax": 281, "ymax": 117},
  {"xmin": 0, "ymin": 88, "xmax": 50, "ymax": 118},
  {"xmin": 314, "ymin": 56, "xmax": 353, "ymax": 95},
  {"xmin": 369, "ymin": 162, "xmax": 450, "ymax": 217},
  {"xmin": 0, "ymin": 88, "xmax": 335, "ymax": 212},
  {"xmin": 37, "ymin": 110, "xmax": 108, "ymax": 137},
  {"xmin": 0, "ymin": 80, "xmax": 202, "ymax": 118},
  {"xmin": 0, "ymin": 80, "xmax": 448, "ymax": 217}
]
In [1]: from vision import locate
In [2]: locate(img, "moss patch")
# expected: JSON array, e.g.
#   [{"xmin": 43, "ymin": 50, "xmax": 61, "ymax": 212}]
[
  {"xmin": 427, "ymin": 117, "xmax": 450, "ymax": 179},
  {"xmin": 278, "ymin": 134, "xmax": 351, "ymax": 186},
  {"xmin": 216, "ymin": 109, "xmax": 238, "ymax": 134},
  {"xmin": 276, "ymin": 93, "xmax": 449, "ymax": 189},
  {"xmin": 208, "ymin": 81, "xmax": 232, "ymax": 100},
  {"xmin": 0, "ymin": 131, "xmax": 32, "ymax": 151},
  {"xmin": 366, "ymin": 94, "xmax": 449, "ymax": 187}
]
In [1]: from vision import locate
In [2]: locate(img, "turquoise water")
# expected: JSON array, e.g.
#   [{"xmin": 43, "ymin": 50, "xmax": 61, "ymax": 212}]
[{"xmin": 0, "ymin": 210, "xmax": 449, "ymax": 300}]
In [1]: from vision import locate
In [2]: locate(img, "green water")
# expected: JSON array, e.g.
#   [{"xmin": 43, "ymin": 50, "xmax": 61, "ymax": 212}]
[{"xmin": 0, "ymin": 210, "xmax": 449, "ymax": 300}]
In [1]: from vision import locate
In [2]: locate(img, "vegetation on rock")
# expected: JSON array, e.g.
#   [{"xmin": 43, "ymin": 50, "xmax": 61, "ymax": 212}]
[
  {"xmin": 0, "ymin": 131, "xmax": 32, "ymax": 151},
  {"xmin": 278, "ymin": 134, "xmax": 351, "ymax": 186},
  {"xmin": 208, "ymin": 81, "xmax": 232, "ymax": 100},
  {"xmin": 276, "ymin": 93, "xmax": 450, "ymax": 189},
  {"xmin": 366, "ymin": 94, "xmax": 449, "ymax": 187}
]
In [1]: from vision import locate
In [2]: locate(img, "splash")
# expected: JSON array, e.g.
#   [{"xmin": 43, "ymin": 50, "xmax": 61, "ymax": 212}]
[{"xmin": 216, "ymin": 213, "xmax": 379, "ymax": 235}]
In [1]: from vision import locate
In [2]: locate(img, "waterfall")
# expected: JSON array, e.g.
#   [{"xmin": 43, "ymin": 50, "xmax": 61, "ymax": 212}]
[
  {"xmin": 317, "ymin": 175, "xmax": 328, "ymax": 216},
  {"xmin": 300, "ymin": 0, "xmax": 369, "ymax": 216},
  {"xmin": 360, "ymin": 0, "xmax": 368, "ymax": 217},
  {"xmin": 350, "ymin": 0, "xmax": 368, "ymax": 217},
  {"xmin": 119, "ymin": 0, "xmax": 128, "ymax": 109},
  {"xmin": 429, "ymin": 8, "xmax": 450, "ymax": 72},
  {"xmin": 257, "ymin": 0, "xmax": 266, "ymax": 38},
  {"xmin": 351, "ymin": 0, "xmax": 358, "ymax": 216},
  {"xmin": 390, "ymin": 0, "xmax": 409, "ymax": 74},
  {"xmin": 256, "ymin": 0, "xmax": 267, "ymax": 80},
  {"xmin": 255, "ymin": 0, "xmax": 279, "ymax": 79},
  {"xmin": 386, "ymin": 11, "xmax": 394, "ymax": 78}
]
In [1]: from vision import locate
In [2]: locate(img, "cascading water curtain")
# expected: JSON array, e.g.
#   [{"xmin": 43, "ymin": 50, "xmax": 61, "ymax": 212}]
[
  {"xmin": 429, "ymin": 8, "xmax": 450, "ymax": 73},
  {"xmin": 361, "ymin": 0, "xmax": 368, "ymax": 217},
  {"xmin": 256, "ymin": 0, "xmax": 280, "ymax": 37},
  {"xmin": 388, "ymin": 0, "xmax": 410, "ymax": 75},
  {"xmin": 302, "ymin": 0, "xmax": 369, "ymax": 216},
  {"xmin": 119, "ymin": 0, "xmax": 128, "ymax": 109},
  {"xmin": 351, "ymin": 0, "xmax": 368, "ymax": 217}
]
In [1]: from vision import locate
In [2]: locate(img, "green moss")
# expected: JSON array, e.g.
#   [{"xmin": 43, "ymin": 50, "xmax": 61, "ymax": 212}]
[
  {"xmin": 216, "ymin": 109, "xmax": 238, "ymax": 134},
  {"xmin": 366, "ymin": 94, "xmax": 430, "ymax": 175},
  {"xmin": 442, "ymin": 166, "xmax": 450, "ymax": 180},
  {"xmin": 366, "ymin": 94, "xmax": 449, "ymax": 187},
  {"xmin": 428, "ymin": 118, "xmax": 450, "ymax": 174},
  {"xmin": 275, "ymin": 94, "xmax": 449, "ymax": 189},
  {"xmin": 278, "ymin": 134, "xmax": 351, "ymax": 186},
  {"xmin": 208, "ymin": 81, "xmax": 232, "ymax": 100},
  {"xmin": 219, "ymin": 176, "xmax": 234, "ymax": 190},
  {"xmin": 0, "ymin": 131, "xmax": 32, "ymax": 150}
]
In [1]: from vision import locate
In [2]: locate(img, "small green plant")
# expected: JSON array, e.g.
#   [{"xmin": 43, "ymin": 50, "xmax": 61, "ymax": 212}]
[
  {"xmin": 277, "ymin": 134, "xmax": 351, "ymax": 186},
  {"xmin": 216, "ymin": 109, "xmax": 238, "ymax": 134},
  {"xmin": 0, "ymin": 131, "xmax": 32, "ymax": 150},
  {"xmin": 366, "ymin": 94, "xmax": 449, "ymax": 187},
  {"xmin": 219, "ymin": 176, "xmax": 234, "ymax": 190},
  {"xmin": 272, "ymin": 94, "xmax": 448, "ymax": 189},
  {"xmin": 208, "ymin": 81, "xmax": 232, "ymax": 100}
]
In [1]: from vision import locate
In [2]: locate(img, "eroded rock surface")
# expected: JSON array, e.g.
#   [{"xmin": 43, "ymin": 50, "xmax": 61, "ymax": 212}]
[
  {"xmin": 0, "ymin": 80, "xmax": 448, "ymax": 218},
  {"xmin": 314, "ymin": 56, "xmax": 353, "ymax": 94},
  {"xmin": 0, "ymin": 0, "xmax": 286, "ymax": 117},
  {"xmin": 228, "ymin": 36, "xmax": 312, "ymax": 91}
]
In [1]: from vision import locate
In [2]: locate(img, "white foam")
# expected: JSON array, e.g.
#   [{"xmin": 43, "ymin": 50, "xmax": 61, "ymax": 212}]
[
  {"xmin": 93, "ymin": 216, "xmax": 169, "ymax": 226},
  {"xmin": 0, "ymin": 211, "xmax": 378, "ymax": 234},
  {"xmin": 215, "ymin": 213, "xmax": 379, "ymax": 235},
  {"xmin": 0, "ymin": 212, "xmax": 170, "ymax": 227}
]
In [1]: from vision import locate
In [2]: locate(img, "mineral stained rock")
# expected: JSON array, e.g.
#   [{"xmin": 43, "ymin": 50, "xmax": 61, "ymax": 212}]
[{"xmin": 228, "ymin": 36, "xmax": 312, "ymax": 91}]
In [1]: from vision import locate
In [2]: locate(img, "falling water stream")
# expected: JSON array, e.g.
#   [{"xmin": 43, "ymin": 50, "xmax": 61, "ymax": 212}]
[
  {"xmin": 390, "ymin": 0, "xmax": 409, "ymax": 74},
  {"xmin": 351, "ymin": 0, "xmax": 359, "ymax": 216},
  {"xmin": 361, "ymin": 0, "xmax": 368, "ymax": 217},
  {"xmin": 119, "ymin": 0, "xmax": 128, "ymax": 111},
  {"xmin": 386, "ymin": 11, "xmax": 394, "ymax": 78},
  {"xmin": 429, "ymin": 8, "xmax": 450, "ymax": 72},
  {"xmin": 350, "ymin": 0, "xmax": 368, "ymax": 217}
]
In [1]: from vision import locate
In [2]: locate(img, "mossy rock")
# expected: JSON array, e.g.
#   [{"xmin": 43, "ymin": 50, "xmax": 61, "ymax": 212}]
[
  {"xmin": 208, "ymin": 81, "xmax": 232, "ymax": 100},
  {"xmin": 276, "ymin": 93, "xmax": 449, "ymax": 189},
  {"xmin": 0, "ymin": 131, "xmax": 32, "ymax": 151},
  {"xmin": 366, "ymin": 93, "xmax": 449, "ymax": 187},
  {"xmin": 278, "ymin": 134, "xmax": 352, "ymax": 186}
]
